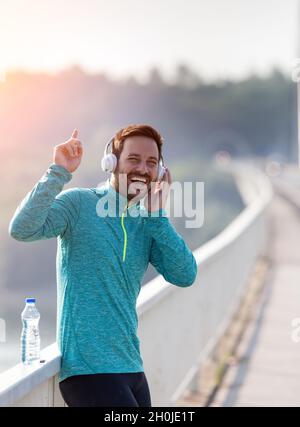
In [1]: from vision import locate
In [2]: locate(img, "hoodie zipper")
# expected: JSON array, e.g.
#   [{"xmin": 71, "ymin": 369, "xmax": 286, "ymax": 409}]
[{"xmin": 121, "ymin": 203, "xmax": 128, "ymax": 262}]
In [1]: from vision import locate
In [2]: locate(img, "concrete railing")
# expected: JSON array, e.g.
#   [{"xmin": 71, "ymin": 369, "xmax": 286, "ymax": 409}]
[{"xmin": 0, "ymin": 162, "xmax": 273, "ymax": 407}]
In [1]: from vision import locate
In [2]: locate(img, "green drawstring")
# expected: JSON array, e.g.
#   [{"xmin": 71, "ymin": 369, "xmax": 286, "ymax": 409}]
[{"xmin": 121, "ymin": 204, "xmax": 128, "ymax": 262}]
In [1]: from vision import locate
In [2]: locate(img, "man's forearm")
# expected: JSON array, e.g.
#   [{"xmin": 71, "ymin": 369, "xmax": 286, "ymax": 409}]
[
  {"xmin": 145, "ymin": 216, "xmax": 198, "ymax": 287},
  {"xmin": 8, "ymin": 164, "xmax": 73, "ymax": 241}
]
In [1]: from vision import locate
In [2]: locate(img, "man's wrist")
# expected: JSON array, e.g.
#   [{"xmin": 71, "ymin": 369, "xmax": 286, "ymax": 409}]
[{"xmin": 48, "ymin": 163, "xmax": 73, "ymax": 182}]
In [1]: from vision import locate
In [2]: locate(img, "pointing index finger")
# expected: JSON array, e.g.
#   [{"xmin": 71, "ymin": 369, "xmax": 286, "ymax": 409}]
[{"xmin": 72, "ymin": 128, "xmax": 79, "ymax": 139}]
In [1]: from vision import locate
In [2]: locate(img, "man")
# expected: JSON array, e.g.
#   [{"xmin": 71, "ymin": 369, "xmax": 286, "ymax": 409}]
[{"xmin": 9, "ymin": 124, "xmax": 197, "ymax": 407}]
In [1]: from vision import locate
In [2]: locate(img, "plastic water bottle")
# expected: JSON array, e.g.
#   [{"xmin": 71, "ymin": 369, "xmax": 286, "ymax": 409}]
[{"xmin": 21, "ymin": 298, "xmax": 40, "ymax": 365}]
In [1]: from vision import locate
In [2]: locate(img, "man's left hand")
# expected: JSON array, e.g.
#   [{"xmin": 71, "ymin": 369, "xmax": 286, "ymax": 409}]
[{"xmin": 144, "ymin": 167, "xmax": 172, "ymax": 213}]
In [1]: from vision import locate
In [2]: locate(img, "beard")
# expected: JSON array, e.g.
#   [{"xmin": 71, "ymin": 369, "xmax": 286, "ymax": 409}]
[
  {"xmin": 128, "ymin": 182, "xmax": 148, "ymax": 201},
  {"xmin": 115, "ymin": 172, "xmax": 151, "ymax": 202}
]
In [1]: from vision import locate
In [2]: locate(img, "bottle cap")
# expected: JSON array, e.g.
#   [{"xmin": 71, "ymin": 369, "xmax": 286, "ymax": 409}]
[{"xmin": 26, "ymin": 298, "xmax": 36, "ymax": 304}]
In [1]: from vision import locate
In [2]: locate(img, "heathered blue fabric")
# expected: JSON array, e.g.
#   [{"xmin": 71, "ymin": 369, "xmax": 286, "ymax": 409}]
[{"xmin": 8, "ymin": 163, "xmax": 198, "ymax": 382}]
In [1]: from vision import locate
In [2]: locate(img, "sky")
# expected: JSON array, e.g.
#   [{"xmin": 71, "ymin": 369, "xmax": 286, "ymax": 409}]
[{"xmin": 0, "ymin": 0, "xmax": 298, "ymax": 83}]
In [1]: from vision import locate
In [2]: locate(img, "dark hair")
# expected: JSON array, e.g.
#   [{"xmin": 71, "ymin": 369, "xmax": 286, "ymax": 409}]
[{"xmin": 112, "ymin": 124, "xmax": 164, "ymax": 160}]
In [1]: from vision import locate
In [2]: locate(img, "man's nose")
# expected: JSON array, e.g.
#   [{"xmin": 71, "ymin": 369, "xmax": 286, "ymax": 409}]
[{"xmin": 135, "ymin": 161, "xmax": 149, "ymax": 175}]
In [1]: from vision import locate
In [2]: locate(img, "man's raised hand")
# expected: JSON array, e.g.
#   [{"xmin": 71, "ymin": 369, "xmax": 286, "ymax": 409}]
[{"xmin": 53, "ymin": 129, "xmax": 83, "ymax": 173}]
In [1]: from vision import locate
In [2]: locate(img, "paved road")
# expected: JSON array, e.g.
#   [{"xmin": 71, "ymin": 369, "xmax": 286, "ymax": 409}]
[{"xmin": 211, "ymin": 192, "xmax": 300, "ymax": 407}]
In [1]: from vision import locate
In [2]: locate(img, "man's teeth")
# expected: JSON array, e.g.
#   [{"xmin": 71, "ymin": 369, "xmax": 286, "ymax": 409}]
[{"xmin": 130, "ymin": 177, "xmax": 147, "ymax": 182}]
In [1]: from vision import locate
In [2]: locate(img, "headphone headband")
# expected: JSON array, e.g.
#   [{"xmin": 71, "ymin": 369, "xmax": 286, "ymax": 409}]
[
  {"xmin": 105, "ymin": 137, "xmax": 115, "ymax": 156},
  {"xmin": 104, "ymin": 137, "xmax": 164, "ymax": 164}
]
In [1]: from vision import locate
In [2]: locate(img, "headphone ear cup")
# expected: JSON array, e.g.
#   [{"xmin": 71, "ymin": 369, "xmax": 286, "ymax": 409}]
[{"xmin": 101, "ymin": 153, "xmax": 118, "ymax": 173}]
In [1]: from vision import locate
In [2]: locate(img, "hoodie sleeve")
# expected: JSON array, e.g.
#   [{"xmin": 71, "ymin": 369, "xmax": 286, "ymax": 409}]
[
  {"xmin": 8, "ymin": 163, "xmax": 81, "ymax": 242},
  {"xmin": 144, "ymin": 210, "xmax": 198, "ymax": 287}
]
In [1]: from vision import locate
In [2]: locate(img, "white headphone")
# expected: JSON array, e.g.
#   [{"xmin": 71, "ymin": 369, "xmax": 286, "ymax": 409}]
[{"xmin": 101, "ymin": 137, "xmax": 166, "ymax": 180}]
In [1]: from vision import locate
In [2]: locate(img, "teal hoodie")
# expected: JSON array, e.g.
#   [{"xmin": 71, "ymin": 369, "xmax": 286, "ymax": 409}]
[{"xmin": 8, "ymin": 163, "xmax": 197, "ymax": 382}]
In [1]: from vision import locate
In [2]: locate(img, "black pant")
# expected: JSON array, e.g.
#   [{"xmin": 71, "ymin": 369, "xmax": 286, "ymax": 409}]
[{"xmin": 59, "ymin": 372, "xmax": 152, "ymax": 407}]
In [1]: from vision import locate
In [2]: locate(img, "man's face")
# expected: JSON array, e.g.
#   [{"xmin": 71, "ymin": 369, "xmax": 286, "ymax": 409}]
[{"xmin": 112, "ymin": 136, "xmax": 160, "ymax": 201}]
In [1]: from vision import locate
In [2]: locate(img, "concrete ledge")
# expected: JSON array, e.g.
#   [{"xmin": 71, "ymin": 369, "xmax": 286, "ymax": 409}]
[{"xmin": 0, "ymin": 343, "xmax": 61, "ymax": 407}]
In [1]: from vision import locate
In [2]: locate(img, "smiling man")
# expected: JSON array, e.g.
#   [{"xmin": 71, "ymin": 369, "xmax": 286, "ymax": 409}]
[
  {"xmin": 8, "ymin": 123, "xmax": 198, "ymax": 407},
  {"xmin": 103, "ymin": 125, "xmax": 172, "ymax": 215},
  {"xmin": 111, "ymin": 134, "xmax": 160, "ymax": 200}
]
